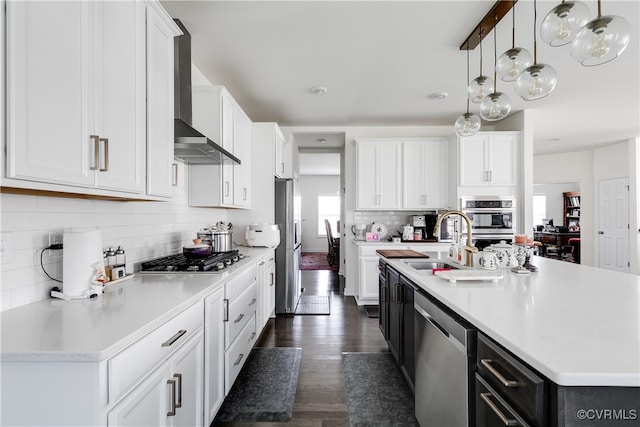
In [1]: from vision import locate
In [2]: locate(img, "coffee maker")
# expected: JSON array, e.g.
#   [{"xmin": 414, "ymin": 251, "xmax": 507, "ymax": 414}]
[
  {"xmin": 424, "ymin": 212, "xmax": 439, "ymax": 241},
  {"xmin": 410, "ymin": 215, "xmax": 427, "ymax": 240}
]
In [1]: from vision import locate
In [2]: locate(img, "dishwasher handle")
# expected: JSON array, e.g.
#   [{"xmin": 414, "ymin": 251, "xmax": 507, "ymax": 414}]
[{"xmin": 415, "ymin": 304, "xmax": 449, "ymax": 338}]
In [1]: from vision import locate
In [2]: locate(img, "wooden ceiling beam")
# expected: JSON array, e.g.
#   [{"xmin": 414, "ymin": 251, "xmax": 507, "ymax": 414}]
[{"xmin": 460, "ymin": 0, "xmax": 517, "ymax": 50}]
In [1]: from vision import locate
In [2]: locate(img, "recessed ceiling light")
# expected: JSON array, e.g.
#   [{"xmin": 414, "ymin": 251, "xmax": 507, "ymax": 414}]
[
  {"xmin": 428, "ymin": 92, "xmax": 448, "ymax": 100},
  {"xmin": 310, "ymin": 86, "xmax": 328, "ymax": 95},
  {"xmin": 316, "ymin": 138, "xmax": 327, "ymax": 144}
]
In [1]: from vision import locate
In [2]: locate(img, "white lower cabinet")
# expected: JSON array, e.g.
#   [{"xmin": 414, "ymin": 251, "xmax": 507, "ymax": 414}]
[
  {"xmin": 204, "ymin": 286, "xmax": 225, "ymax": 425},
  {"xmin": 108, "ymin": 330, "xmax": 204, "ymax": 427},
  {"xmin": 256, "ymin": 250, "xmax": 276, "ymax": 331}
]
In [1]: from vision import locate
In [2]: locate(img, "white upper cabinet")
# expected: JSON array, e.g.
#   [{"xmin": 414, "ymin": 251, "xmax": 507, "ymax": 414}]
[
  {"xmin": 402, "ymin": 139, "xmax": 448, "ymax": 209},
  {"xmin": 6, "ymin": 0, "xmax": 146, "ymax": 194},
  {"xmin": 458, "ymin": 132, "xmax": 519, "ymax": 187},
  {"xmin": 4, "ymin": 0, "xmax": 180, "ymax": 199},
  {"xmin": 190, "ymin": 86, "xmax": 252, "ymax": 208},
  {"xmin": 146, "ymin": 3, "xmax": 181, "ymax": 198},
  {"xmin": 356, "ymin": 140, "xmax": 401, "ymax": 210},
  {"xmin": 274, "ymin": 127, "xmax": 291, "ymax": 178}
]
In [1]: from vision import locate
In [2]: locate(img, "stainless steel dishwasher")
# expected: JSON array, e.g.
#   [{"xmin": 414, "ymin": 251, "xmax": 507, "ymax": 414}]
[{"xmin": 414, "ymin": 291, "xmax": 476, "ymax": 427}]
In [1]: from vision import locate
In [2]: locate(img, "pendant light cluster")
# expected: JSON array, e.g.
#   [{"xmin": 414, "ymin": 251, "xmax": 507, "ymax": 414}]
[{"xmin": 454, "ymin": 0, "xmax": 630, "ymax": 135}]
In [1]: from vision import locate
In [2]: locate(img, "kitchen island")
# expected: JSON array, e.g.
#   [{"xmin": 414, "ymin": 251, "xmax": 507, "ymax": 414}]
[{"xmin": 381, "ymin": 254, "xmax": 640, "ymax": 426}]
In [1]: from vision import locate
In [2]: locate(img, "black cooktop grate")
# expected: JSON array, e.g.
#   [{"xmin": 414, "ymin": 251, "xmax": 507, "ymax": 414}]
[{"xmin": 141, "ymin": 250, "xmax": 240, "ymax": 272}]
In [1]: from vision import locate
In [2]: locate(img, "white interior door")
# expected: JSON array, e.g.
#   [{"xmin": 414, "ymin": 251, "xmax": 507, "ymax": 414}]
[{"xmin": 598, "ymin": 177, "xmax": 630, "ymax": 272}]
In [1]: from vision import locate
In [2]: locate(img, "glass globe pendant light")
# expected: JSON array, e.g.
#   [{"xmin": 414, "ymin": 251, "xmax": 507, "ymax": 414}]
[
  {"xmin": 480, "ymin": 21, "xmax": 512, "ymax": 121},
  {"xmin": 570, "ymin": 0, "xmax": 630, "ymax": 66},
  {"xmin": 455, "ymin": 50, "xmax": 481, "ymax": 137},
  {"xmin": 541, "ymin": 0, "xmax": 591, "ymax": 46},
  {"xmin": 515, "ymin": 0, "xmax": 558, "ymax": 101},
  {"xmin": 468, "ymin": 30, "xmax": 494, "ymax": 103},
  {"xmin": 496, "ymin": 0, "xmax": 533, "ymax": 82}
]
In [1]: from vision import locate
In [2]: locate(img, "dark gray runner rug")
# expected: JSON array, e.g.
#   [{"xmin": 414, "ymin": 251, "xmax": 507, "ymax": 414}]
[
  {"xmin": 214, "ymin": 347, "xmax": 302, "ymax": 422},
  {"xmin": 295, "ymin": 294, "xmax": 330, "ymax": 315},
  {"xmin": 342, "ymin": 352, "xmax": 418, "ymax": 427}
]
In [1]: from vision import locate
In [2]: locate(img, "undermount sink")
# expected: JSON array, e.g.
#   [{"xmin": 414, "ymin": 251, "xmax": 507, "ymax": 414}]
[{"xmin": 404, "ymin": 260, "xmax": 460, "ymax": 271}]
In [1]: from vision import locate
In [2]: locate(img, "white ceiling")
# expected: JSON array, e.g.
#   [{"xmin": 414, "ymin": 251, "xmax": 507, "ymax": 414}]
[{"xmin": 161, "ymin": 0, "xmax": 640, "ymax": 155}]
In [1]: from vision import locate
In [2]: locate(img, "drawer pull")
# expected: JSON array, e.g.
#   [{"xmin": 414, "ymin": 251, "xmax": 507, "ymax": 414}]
[
  {"xmin": 269, "ymin": 272, "xmax": 274, "ymax": 286},
  {"xmin": 481, "ymin": 359, "xmax": 518, "ymax": 387},
  {"xmin": 161, "ymin": 330, "xmax": 187, "ymax": 347},
  {"xmin": 174, "ymin": 373, "xmax": 182, "ymax": 408},
  {"xmin": 480, "ymin": 392, "xmax": 519, "ymax": 426},
  {"xmin": 166, "ymin": 378, "xmax": 177, "ymax": 416},
  {"xmin": 234, "ymin": 313, "xmax": 245, "ymax": 323},
  {"xmin": 234, "ymin": 353, "xmax": 245, "ymax": 366},
  {"xmin": 100, "ymin": 137, "xmax": 109, "ymax": 172},
  {"xmin": 249, "ymin": 332, "xmax": 256, "ymax": 342},
  {"xmin": 249, "ymin": 298, "xmax": 257, "ymax": 306},
  {"xmin": 223, "ymin": 299, "xmax": 229, "ymax": 322}
]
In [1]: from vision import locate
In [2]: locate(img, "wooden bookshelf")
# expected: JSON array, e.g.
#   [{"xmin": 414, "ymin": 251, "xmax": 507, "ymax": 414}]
[{"xmin": 563, "ymin": 191, "xmax": 580, "ymax": 230}]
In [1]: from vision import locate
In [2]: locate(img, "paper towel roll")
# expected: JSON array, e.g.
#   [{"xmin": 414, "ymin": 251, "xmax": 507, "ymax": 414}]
[{"xmin": 62, "ymin": 228, "xmax": 104, "ymax": 298}]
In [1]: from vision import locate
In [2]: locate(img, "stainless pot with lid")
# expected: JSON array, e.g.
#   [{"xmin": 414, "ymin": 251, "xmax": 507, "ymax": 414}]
[{"xmin": 197, "ymin": 223, "xmax": 234, "ymax": 252}]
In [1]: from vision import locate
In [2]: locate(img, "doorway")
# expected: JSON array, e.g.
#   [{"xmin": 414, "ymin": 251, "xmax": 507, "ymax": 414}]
[{"xmin": 598, "ymin": 177, "xmax": 630, "ymax": 272}]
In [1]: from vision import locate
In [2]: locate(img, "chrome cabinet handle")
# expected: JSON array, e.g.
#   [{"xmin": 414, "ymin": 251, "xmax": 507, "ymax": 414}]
[
  {"xmin": 174, "ymin": 373, "xmax": 182, "ymax": 408},
  {"xmin": 234, "ymin": 353, "xmax": 244, "ymax": 366},
  {"xmin": 100, "ymin": 137, "xmax": 109, "ymax": 171},
  {"xmin": 223, "ymin": 299, "xmax": 229, "ymax": 322},
  {"xmin": 249, "ymin": 298, "xmax": 257, "ymax": 306},
  {"xmin": 394, "ymin": 284, "xmax": 402, "ymax": 303},
  {"xmin": 259, "ymin": 261, "xmax": 265, "ymax": 266},
  {"xmin": 166, "ymin": 378, "xmax": 177, "ymax": 416},
  {"xmin": 161, "ymin": 330, "xmax": 186, "ymax": 347},
  {"xmin": 269, "ymin": 272, "xmax": 274, "ymax": 286},
  {"xmin": 90, "ymin": 135, "xmax": 100, "ymax": 170},
  {"xmin": 234, "ymin": 313, "xmax": 245, "ymax": 323},
  {"xmin": 243, "ymin": 187, "xmax": 247, "ymax": 201},
  {"xmin": 480, "ymin": 392, "xmax": 519, "ymax": 426},
  {"xmin": 280, "ymin": 162, "xmax": 285, "ymax": 174},
  {"xmin": 172, "ymin": 163, "xmax": 178, "ymax": 186},
  {"xmin": 249, "ymin": 332, "xmax": 256, "ymax": 342},
  {"xmin": 225, "ymin": 181, "xmax": 230, "ymax": 197},
  {"xmin": 488, "ymin": 170, "xmax": 492, "ymax": 182},
  {"xmin": 480, "ymin": 359, "xmax": 518, "ymax": 387}
]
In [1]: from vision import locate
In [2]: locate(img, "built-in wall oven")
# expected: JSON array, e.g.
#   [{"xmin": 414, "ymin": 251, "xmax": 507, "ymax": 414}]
[{"xmin": 461, "ymin": 196, "xmax": 516, "ymax": 250}]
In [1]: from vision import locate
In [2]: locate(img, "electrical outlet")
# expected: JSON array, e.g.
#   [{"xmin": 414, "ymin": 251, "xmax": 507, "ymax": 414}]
[{"xmin": 49, "ymin": 231, "xmax": 63, "ymax": 247}]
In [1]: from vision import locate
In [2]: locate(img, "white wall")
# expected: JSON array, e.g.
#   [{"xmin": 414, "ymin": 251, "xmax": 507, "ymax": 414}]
[
  {"xmin": 533, "ymin": 182, "xmax": 580, "ymax": 227},
  {"xmin": 0, "ymin": 162, "xmax": 228, "ymax": 311},
  {"xmin": 299, "ymin": 175, "xmax": 340, "ymax": 252},
  {"xmin": 534, "ymin": 139, "xmax": 640, "ymax": 273}
]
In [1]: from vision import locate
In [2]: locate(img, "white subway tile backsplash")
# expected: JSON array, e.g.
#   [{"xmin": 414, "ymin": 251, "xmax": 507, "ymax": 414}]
[{"xmin": 0, "ymin": 172, "xmax": 228, "ymax": 312}]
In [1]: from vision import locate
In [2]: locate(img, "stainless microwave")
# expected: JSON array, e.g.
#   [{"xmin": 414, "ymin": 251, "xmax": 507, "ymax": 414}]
[{"xmin": 461, "ymin": 196, "xmax": 517, "ymax": 237}]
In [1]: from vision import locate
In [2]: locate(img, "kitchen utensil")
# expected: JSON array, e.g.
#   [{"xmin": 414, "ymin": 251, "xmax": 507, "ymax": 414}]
[
  {"xmin": 56, "ymin": 228, "xmax": 105, "ymax": 299},
  {"xmin": 370, "ymin": 223, "xmax": 389, "ymax": 240},
  {"xmin": 198, "ymin": 226, "xmax": 234, "ymax": 252},
  {"xmin": 351, "ymin": 223, "xmax": 368, "ymax": 241},
  {"xmin": 245, "ymin": 223, "xmax": 280, "ymax": 247},
  {"xmin": 183, "ymin": 242, "xmax": 213, "ymax": 258},
  {"xmin": 402, "ymin": 224, "xmax": 414, "ymax": 241}
]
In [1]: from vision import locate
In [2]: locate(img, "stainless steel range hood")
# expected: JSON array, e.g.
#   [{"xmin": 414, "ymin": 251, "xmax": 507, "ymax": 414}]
[{"xmin": 173, "ymin": 19, "xmax": 240, "ymax": 165}]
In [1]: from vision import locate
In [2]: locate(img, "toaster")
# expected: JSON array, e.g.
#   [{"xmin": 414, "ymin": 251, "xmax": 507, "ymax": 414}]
[{"xmin": 245, "ymin": 224, "xmax": 281, "ymax": 247}]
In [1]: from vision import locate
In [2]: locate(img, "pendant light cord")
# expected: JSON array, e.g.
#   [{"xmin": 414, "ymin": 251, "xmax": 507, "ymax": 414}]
[
  {"xmin": 479, "ymin": 30, "xmax": 484, "ymax": 75},
  {"xmin": 466, "ymin": 49, "xmax": 471, "ymax": 113},
  {"xmin": 493, "ymin": 15, "xmax": 498, "ymax": 92},
  {"xmin": 511, "ymin": 0, "xmax": 516, "ymax": 49},
  {"xmin": 533, "ymin": 0, "xmax": 538, "ymax": 64},
  {"xmin": 597, "ymin": 0, "xmax": 602, "ymax": 17}
]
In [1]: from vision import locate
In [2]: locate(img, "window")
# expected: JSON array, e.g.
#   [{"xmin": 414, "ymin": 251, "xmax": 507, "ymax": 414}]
[
  {"xmin": 318, "ymin": 194, "xmax": 340, "ymax": 236},
  {"xmin": 533, "ymin": 194, "xmax": 547, "ymax": 227}
]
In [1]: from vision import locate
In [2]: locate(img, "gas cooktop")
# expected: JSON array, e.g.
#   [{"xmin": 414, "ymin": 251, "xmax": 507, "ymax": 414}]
[{"xmin": 140, "ymin": 250, "xmax": 246, "ymax": 273}]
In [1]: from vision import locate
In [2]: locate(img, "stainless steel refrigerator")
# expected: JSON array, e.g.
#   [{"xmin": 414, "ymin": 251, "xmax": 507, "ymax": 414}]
[{"xmin": 274, "ymin": 178, "xmax": 301, "ymax": 314}]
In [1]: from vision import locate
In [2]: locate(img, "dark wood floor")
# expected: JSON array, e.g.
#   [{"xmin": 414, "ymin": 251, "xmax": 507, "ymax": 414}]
[{"xmin": 213, "ymin": 269, "xmax": 389, "ymax": 427}]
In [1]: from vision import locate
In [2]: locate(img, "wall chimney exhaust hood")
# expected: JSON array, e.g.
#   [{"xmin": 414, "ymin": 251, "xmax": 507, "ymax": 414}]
[{"xmin": 173, "ymin": 19, "xmax": 240, "ymax": 165}]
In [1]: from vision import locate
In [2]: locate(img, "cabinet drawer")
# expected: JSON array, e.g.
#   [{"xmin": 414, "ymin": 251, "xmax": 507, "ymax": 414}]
[
  {"xmin": 477, "ymin": 334, "xmax": 545, "ymax": 427},
  {"xmin": 225, "ymin": 280, "xmax": 257, "ymax": 349},
  {"xmin": 108, "ymin": 300, "xmax": 204, "ymax": 404},
  {"xmin": 476, "ymin": 373, "xmax": 530, "ymax": 427},
  {"xmin": 225, "ymin": 265, "xmax": 257, "ymax": 301},
  {"xmin": 225, "ymin": 313, "xmax": 257, "ymax": 393}
]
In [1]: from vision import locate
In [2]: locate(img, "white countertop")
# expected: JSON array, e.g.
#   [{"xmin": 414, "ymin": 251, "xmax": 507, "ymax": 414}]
[
  {"xmin": 0, "ymin": 246, "xmax": 272, "ymax": 362},
  {"xmin": 384, "ymin": 255, "xmax": 640, "ymax": 387},
  {"xmin": 353, "ymin": 239, "xmax": 450, "ymax": 247}
]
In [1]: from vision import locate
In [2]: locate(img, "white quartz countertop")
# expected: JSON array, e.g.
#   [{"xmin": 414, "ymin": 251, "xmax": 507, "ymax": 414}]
[
  {"xmin": 384, "ymin": 255, "xmax": 640, "ymax": 387},
  {"xmin": 353, "ymin": 240, "xmax": 450, "ymax": 247},
  {"xmin": 0, "ymin": 246, "xmax": 272, "ymax": 362}
]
